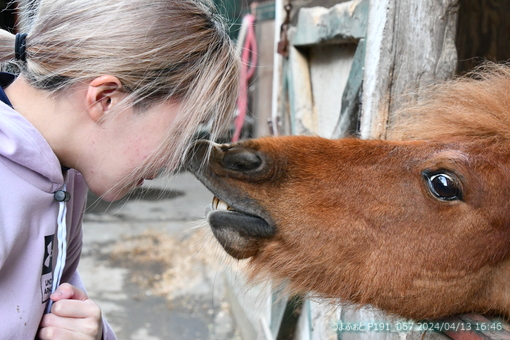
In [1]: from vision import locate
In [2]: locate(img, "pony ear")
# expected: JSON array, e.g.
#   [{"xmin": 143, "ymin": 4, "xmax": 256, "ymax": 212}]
[{"xmin": 86, "ymin": 75, "xmax": 124, "ymax": 122}]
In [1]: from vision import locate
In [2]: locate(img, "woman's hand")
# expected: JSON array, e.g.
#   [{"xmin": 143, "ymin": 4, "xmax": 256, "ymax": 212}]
[{"xmin": 38, "ymin": 283, "xmax": 103, "ymax": 340}]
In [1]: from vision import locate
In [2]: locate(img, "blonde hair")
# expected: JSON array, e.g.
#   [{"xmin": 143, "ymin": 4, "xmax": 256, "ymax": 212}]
[{"xmin": 0, "ymin": 0, "xmax": 239, "ymax": 196}]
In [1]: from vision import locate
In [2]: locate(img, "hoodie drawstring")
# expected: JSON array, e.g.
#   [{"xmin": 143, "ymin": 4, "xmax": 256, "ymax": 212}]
[{"xmin": 45, "ymin": 184, "xmax": 70, "ymax": 314}]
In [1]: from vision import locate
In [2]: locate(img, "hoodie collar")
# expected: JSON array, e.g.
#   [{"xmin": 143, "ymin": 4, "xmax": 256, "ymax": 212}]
[
  {"xmin": 0, "ymin": 72, "xmax": 15, "ymax": 108},
  {"xmin": 0, "ymin": 72, "xmax": 65, "ymax": 192}
]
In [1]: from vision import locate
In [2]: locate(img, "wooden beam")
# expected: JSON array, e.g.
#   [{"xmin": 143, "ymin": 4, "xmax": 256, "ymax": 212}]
[
  {"xmin": 287, "ymin": 44, "xmax": 317, "ymax": 135},
  {"xmin": 291, "ymin": 0, "xmax": 368, "ymax": 46},
  {"xmin": 332, "ymin": 38, "xmax": 366, "ymax": 138},
  {"xmin": 360, "ymin": 0, "xmax": 459, "ymax": 139}
]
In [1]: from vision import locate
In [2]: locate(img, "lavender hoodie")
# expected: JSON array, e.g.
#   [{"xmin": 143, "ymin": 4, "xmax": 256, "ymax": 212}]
[{"xmin": 0, "ymin": 73, "xmax": 116, "ymax": 339}]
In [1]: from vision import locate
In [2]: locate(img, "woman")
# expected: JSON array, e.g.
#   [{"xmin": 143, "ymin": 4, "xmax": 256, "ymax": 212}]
[{"xmin": 0, "ymin": 0, "xmax": 239, "ymax": 339}]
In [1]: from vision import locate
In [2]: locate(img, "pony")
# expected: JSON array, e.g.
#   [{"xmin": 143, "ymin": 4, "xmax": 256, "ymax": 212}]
[{"xmin": 186, "ymin": 64, "xmax": 510, "ymax": 321}]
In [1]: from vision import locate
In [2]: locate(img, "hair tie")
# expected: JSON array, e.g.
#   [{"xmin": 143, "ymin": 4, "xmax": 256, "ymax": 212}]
[{"xmin": 14, "ymin": 33, "xmax": 28, "ymax": 62}]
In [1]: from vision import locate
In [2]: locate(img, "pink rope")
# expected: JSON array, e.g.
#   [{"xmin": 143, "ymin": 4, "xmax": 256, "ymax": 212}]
[{"xmin": 232, "ymin": 14, "xmax": 258, "ymax": 142}]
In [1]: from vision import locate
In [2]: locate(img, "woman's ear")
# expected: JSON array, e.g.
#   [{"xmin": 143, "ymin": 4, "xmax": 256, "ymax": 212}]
[{"xmin": 86, "ymin": 75, "xmax": 124, "ymax": 122}]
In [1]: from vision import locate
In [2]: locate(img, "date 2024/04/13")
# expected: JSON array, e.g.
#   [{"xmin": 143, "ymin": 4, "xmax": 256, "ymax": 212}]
[{"xmin": 333, "ymin": 321, "xmax": 505, "ymax": 333}]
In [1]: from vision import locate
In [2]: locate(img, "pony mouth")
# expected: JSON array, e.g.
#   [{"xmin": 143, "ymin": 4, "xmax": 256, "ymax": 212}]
[
  {"xmin": 206, "ymin": 196, "xmax": 275, "ymax": 259},
  {"xmin": 209, "ymin": 196, "xmax": 271, "ymax": 231}
]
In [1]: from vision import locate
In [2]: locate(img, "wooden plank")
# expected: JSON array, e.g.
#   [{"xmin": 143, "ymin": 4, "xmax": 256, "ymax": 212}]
[
  {"xmin": 360, "ymin": 0, "xmax": 459, "ymax": 139},
  {"xmin": 269, "ymin": 285, "xmax": 291, "ymax": 338},
  {"xmin": 271, "ymin": 0, "xmax": 285, "ymax": 136},
  {"xmin": 291, "ymin": 0, "xmax": 368, "ymax": 46},
  {"xmin": 295, "ymin": 300, "xmax": 312, "ymax": 340},
  {"xmin": 253, "ymin": 19, "xmax": 276, "ymax": 138},
  {"xmin": 224, "ymin": 273, "xmax": 273, "ymax": 340},
  {"xmin": 385, "ymin": 0, "xmax": 459, "ymax": 133},
  {"xmin": 331, "ymin": 38, "xmax": 366, "ymax": 138},
  {"xmin": 309, "ymin": 43, "xmax": 356, "ymax": 138},
  {"xmin": 287, "ymin": 44, "xmax": 317, "ymax": 135},
  {"xmin": 309, "ymin": 300, "xmax": 340, "ymax": 340},
  {"xmin": 358, "ymin": 0, "xmax": 396, "ymax": 139},
  {"xmin": 285, "ymin": 0, "xmax": 368, "ymax": 139},
  {"xmin": 224, "ymin": 274, "xmax": 258, "ymax": 340}
]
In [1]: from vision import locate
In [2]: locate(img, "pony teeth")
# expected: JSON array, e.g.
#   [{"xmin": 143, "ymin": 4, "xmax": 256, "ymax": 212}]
[{"xmin": 212, "ymin": 196, "xmax": 230, "ymax": 211}]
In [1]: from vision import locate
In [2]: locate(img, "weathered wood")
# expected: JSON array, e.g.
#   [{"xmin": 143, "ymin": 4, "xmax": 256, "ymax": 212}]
[
  {"xmin": 224, "ymin": 274, "xmax": 273, "ymax": 340},
  {"xmin": 358, "ymin": 0, "xmax": 395, "ymax": 139},
  {"xmin": 309, "ymin": 43, "xmax": 356, "ymax": 138},
  {"xmin": 331, "ymin": 38, "xmax": 366, "ymax": 138},
  {"xmin": 386, "ymin": 0, "xmax": 459, "ymax": 134},
  {"xmin": 286, "ymin": 0, "xmax": 367, "ymax": 138},
  {"xmin": 295, "ymin": 300, "xmax": 338, "ymax": 340},
  {"xmin": 360, "ymin": 0, "xmax": 459, "ymax": 139},
  {"xmin": 287, "ymin": 44, "xmax": 317, "ymax": 135},
  {"xmin": 270, "ymin": 287, "xmax": 291, "ymax": 339},
  {"xmin": 287, "ymin": 0, "xmax": 352, "ymax": 26},
  {"xmin": 271, "ymin": 0, "xmax": 285, "ymax": 136},
  {"xmin": 291, "ymin": 0, "xmax": 368, "ymax": 46},
  {"xmin": 253, "ymin": 19, "xmax": 276, "ymax": 138},
  {"xmin": 224, "ymin": 274, "xmax": 258, "ymax": 340}
]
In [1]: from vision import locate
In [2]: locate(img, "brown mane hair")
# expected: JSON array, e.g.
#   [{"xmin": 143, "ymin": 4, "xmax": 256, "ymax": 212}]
[{"xmin": 388, "ymin": 63, "xmax": 510, "ymax": 142}]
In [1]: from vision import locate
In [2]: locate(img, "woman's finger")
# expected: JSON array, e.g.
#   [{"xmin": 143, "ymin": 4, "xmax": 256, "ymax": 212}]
[
  {"xmin": 50, "ymin": 299, "xmax": 101, "ymax": 319},
  {"xmin": 39, "ymin": 308, "xmax": 102, "ymax": 339},
  {"xmin": 40, "ymin": 312, "xmax": 84, "ymax": 330},
  {"xmin": 38, "ymin": 324, "xmax": 89, "ymax": 340},
  {"xmin": 51, "ymin": 283, "xmax": 88, "ymax": 302}
]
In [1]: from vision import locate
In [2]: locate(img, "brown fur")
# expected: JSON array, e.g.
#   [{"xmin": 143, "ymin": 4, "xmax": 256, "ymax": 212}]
[{"xmin": 187, "ymin": 63, "xmax": 510, "ymax": 321}]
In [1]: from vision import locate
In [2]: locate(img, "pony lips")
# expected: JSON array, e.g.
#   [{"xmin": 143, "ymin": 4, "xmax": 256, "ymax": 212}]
[{"xmin": 207, "ymin": 195, "xmax": 273, "ymax": 259}]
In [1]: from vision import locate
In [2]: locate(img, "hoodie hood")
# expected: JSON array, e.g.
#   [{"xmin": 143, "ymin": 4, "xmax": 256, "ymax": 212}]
[{"xmin": 0, "ymin": 87, "xmax": 63, "ymax": 192}]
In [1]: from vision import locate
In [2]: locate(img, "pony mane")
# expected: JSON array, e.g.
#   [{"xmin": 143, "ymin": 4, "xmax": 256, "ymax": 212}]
[{"xmin": 387, "ymin": 63, "xmax": 510, "ymax": 142}]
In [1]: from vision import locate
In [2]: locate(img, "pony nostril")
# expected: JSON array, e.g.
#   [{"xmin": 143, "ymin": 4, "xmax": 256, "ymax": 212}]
[
  {"xmin": 186, "ymin": 140, "xmax": 210, "ymax": 172},
  {"xmin": 222, "ymin": 149, "xmax": 262, "ymax": 172}
]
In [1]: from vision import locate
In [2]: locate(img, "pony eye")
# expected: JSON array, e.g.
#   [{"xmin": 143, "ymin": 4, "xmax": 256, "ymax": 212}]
[{"xmin": 423, "ymin": 172, "xmax": 462, "ymax": 201}]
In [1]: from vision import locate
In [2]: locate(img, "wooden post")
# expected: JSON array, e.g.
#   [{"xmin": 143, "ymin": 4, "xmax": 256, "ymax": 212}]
[{"xmin": 360, "ymin": 0, "xmax": 460, "ymax": 140}]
